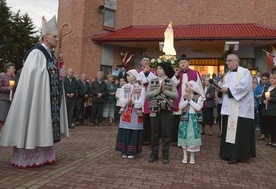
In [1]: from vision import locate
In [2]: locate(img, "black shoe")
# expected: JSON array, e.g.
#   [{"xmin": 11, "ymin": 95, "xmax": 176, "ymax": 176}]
[
  {"xmin": 228, "ymin": 159, "xmax": 238, "ymax": 164},
  {"xmin": 148, "ymin": 154, "xmax": 158, "ymax": 163},
  {"xmin": 162, "ymin": 157, "xmax": 169, "ymax": 164},
  {"xmin": 201, "ymin": 132, "xmax": 205, "ymax": 135}
]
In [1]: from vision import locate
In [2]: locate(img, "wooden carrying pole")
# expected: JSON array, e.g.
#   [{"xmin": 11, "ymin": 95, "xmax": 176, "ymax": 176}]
[{"xmin": 57, "ymin": 22, "xmax": 72, "ymax": 69}]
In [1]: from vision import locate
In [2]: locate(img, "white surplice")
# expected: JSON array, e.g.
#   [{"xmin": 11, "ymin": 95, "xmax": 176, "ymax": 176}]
[{"xmin": 221, "ymin": 66, "xmax": 254, "ymax": 144}]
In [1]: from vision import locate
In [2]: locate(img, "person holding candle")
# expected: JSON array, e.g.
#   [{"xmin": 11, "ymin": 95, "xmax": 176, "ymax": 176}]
[
  {"xmin": 0, "ymin": 16, "xmax": 69, "ymax": 168},
  {"xmin": 219, "ymin": 54, "xmax": 256, "ymax": 164},
  {"xmin": 261, "ymin": 73, "xmax": 276, "ymax": 147},
  {"xmin": 254, "ymin": 73, "xmax": 270, "ymax": 140},
  {"xmin": 0, "ymin": 62, "xmax": 16, "ymax": 134}
]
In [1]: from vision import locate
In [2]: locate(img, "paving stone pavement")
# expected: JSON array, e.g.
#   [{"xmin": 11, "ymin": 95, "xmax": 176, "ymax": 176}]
[{"xmin": 0, "ymin": 123, "xmax": 275, "ymax": 189}]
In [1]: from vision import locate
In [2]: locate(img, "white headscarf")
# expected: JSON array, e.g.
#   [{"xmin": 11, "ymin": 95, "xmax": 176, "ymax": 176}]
[
  {"xmin": 127, "ymin": 69, "xmax": 141, "ymax": 82},
  {"xmin": 188, "ymin": 80, "xmax": 205, "ymax": 98}
]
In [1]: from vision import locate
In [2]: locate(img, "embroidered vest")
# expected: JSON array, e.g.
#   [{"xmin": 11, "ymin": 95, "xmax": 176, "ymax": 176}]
[
  {"xmin": 123, "ymin": 84, "xmax": 142, "ymax": 101},
  {"xmin": 181, "ymin": 94, "xmax": 203, "ymax": 122},
  {"xmin": 148, "ymin": 78, "xmax": 174, "ymax": 112}
]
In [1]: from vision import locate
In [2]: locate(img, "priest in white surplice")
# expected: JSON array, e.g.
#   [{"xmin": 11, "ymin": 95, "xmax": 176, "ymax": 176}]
[
  {"xmin": 0, "ymin": 16, "xmax": 69, "ymax": 168},
  {"xmin": 219, "ymin": 54, "xmax": 256, "ymax": 164}
]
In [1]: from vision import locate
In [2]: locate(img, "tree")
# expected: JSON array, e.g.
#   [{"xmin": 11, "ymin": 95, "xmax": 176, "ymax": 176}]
[
  {"xmin": 0, "ymin": 0, "xmax": 13, "ymax": 70},
  {"xmin": 0, "ymin": 0, "xmax": 38, "ymax": 72}
]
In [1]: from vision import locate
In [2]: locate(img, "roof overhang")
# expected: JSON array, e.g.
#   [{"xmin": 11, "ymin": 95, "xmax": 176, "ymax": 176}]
[{"xmin": 92, "ymin": 23, "xmax": 276, "ymax": 43}]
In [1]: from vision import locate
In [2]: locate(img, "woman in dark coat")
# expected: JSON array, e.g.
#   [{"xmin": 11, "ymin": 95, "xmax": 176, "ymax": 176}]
[{"xmin": 201, "ymin": 77, "xmax": 216, "ymax": 136}]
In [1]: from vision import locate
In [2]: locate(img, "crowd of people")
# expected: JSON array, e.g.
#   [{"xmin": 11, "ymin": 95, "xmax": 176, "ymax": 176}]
[
  {"xmin": 1, "ymin": 48, "xmax": 276, "ymax": 168},
  {"xmin": 2, "ymin": 50, "xmax": 276, "ymax": 167},
  {"xmin": 0, "ymin": 16, "xmax": 275, "ymax": 168}
]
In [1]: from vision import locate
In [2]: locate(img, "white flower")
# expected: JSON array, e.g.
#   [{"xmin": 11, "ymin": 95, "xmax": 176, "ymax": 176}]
[
  {"xmin": 157, "ymin": 58, "xmax": 162, "ymax": 63},
  {"xmin": 151, "ymin": 59, "xmax": 156, "ymax": 63},
  {"xmin": 171, "ymin": 60, "xmax": 175, "ymax": 64}
]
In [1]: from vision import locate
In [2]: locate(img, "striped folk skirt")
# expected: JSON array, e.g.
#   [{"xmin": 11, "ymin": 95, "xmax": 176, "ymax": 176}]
[{"xmin": 115, "ymin": 128, "xmax": 143, "ymax": 155}]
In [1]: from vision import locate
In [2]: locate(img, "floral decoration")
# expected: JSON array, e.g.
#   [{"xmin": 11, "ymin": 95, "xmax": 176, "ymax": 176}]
[{"xmin": 150, "ymin": 55, "xmax": 178, "ymax": 68}]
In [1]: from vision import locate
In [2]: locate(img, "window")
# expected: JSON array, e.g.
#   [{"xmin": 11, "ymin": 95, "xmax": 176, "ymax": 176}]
[
  {"xmin": 239, "ymin": 59, "xmax": 254, "ymax": 69},
  {"xmin": 101, "ymin": 65, "xmax": 112, "ymax": 79},
  {"xmin": 104, "ymin": 9, "xmax": 115, "ymax": 28}
]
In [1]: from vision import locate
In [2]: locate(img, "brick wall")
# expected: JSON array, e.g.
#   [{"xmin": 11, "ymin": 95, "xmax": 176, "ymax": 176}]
[
  {"xmin": 58, "ymin": 0, "xmax": 276, "ymax": 79},
  {"xmin": 132, "ymin": 0, "xmax": 276, "ymax": 27},
  {"xmin": 58, "ymin": 0, "xmax": 105, "ymax": 80}
]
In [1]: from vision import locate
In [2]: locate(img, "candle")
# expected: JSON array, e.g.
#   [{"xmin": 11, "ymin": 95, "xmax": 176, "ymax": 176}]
[
  {"xmin": 9, "ymin": 80, "xmax": 15, "ymax": 101},
  {"xmin": 265, "ymin": 91, "xmax": 270, "ymax": 110},
  {"xmin": 9, "ymin": 80, "xmax": 15, "ymax": 87},
  {"xmin": 265, "ymin": 92, "xmax": 270, "ymax": 98}
]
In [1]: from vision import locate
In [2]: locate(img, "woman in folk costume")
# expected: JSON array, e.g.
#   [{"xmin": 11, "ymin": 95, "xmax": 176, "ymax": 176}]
[
  {"xmin": 178, "ymin": 81, "xmax": 204, "ymax": 165},
  {"xmin": 146, "ymin": 62, "xmax": 178, "ymax": 164},
  {"xmin": 115, "ymin": 69, "xmax": 145, "ymax": 159},
  {"xmin": 170, "ymin": 55, "xmax": 203, "ymax": 144},
  {"xmin": 0, "ymin": 16, "xmax": 69, "ymax": 168}
]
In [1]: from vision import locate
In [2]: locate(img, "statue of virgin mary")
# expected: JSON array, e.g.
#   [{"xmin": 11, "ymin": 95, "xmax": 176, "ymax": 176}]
[{"xmin": 163, "ymin": 21, "xmax": 176, "ymax": 56}]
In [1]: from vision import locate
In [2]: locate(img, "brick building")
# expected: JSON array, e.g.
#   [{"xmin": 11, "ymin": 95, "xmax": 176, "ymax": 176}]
[{"xmin": 58, "ymin": 0, "xmax": 276, "ymax": 79}]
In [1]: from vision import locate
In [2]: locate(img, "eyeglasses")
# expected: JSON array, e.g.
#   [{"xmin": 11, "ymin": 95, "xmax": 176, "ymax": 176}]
[{"xmin": 225, "ymin": 59, "xmax": 236, "ymax": 63}]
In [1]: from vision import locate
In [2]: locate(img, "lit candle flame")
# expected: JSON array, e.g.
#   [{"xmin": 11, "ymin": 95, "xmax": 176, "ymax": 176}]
[
  {"xmin": 265, "ymin": 92, "xmax": 270, "ymax": 98},
  {"xmin": 9, "ymin": 80, "xmax": 15, "ymax": 87}
]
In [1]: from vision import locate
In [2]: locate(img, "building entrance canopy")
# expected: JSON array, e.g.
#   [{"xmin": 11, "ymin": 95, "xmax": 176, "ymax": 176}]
[
  {"xmin": 92, "ymin": 23, "xmax": 276, "ymax": 42},
  {"xmin": 92, "ymin": 23, "xmax": 276, "ymax": 58}
]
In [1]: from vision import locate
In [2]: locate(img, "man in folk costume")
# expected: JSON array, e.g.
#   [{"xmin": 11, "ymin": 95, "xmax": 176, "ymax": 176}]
[
  {"xmin": 0, "ymin": 16, "xmax": 69, "ymax": 168},
  {"xmin": 219, "ymin": 54, "xmax": 256, "ymax": 164},
  {"xmin": 170, "ymin": 55, "xmax": 203, "ymax": 144}
]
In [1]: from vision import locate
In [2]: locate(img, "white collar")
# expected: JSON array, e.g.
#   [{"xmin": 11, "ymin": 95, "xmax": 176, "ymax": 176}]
[
  {"xmin": 41, "ymin": 43, "xmax": 53, "ymax": 57},
  {"xmin": 158, "ymin": 76, "xmax": 167, "ymax": 80}
]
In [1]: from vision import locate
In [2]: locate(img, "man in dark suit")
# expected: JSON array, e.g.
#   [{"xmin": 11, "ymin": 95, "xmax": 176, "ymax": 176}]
[
  {"xmin": 63, "ymin": 68, "xmax": 78, "ymax": 128},
  {"xmin": 76, "ymin": 74, "xmax": 90, "ymax": 125},
  {"xmin": 118, "ymin": 65, "xmax": 127, "ymax": 82},
  {"xmin": 90, "ymin": 71, "xmax": 107, "ymax": 126}
]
